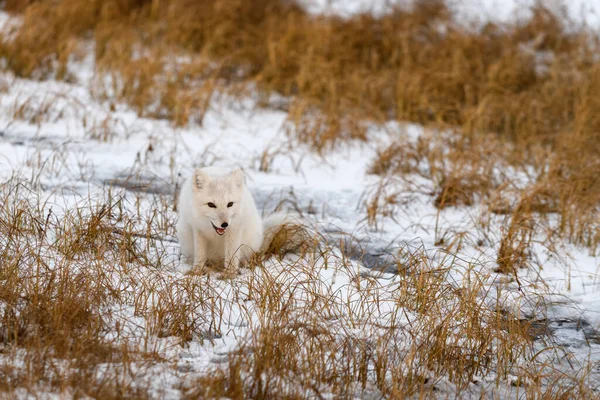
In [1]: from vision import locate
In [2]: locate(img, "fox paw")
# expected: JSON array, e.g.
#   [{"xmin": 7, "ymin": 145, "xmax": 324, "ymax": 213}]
[
  {"xmin": 217, "ymin": 269, "xmax": 239, "ymax": 280},
  {"xmin": 188, "ymin": 262, "xmax": 208, "ymax": 276}
]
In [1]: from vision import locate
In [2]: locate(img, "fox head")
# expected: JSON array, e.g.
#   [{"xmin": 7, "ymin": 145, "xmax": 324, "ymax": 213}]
[{"xmin": 191, "ymin": 168, "xmax": 245, "ymax": 236}]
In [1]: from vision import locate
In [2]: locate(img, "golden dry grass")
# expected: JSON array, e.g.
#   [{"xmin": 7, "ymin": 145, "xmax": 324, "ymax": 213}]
[
  {"xmin": 0, "ymin": 179, "xmax": 157, "ymax": 397},
  {"xmin": 0, "ymin": 176, "xmax": 532, "ymax": 398},
  {"xmin": 1, "ymin": 166, "xmax": 593, "ymax": 397},
  {"xmin": 1, "ymin": 0, "xmax": 600, "ymax": 398}
]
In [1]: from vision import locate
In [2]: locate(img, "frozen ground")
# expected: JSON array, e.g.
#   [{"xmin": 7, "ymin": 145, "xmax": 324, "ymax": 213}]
[{"xmin": 1, "ymin": 5, "xmax": 600, "ymax": 399}]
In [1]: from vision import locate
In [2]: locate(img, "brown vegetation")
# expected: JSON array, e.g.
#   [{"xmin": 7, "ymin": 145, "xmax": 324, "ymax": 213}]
[{"xmin": 2, "ymin": 0, "xmax": 600, "ymax": 397}]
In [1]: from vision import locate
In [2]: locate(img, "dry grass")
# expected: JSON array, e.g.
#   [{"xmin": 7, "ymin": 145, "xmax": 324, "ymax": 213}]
[
  {"xmin": 0, "ymin": 178, "xmax": 157, "ymax": 397},
  {"xmin": 1, "ymin": 170, "xmax": 594, "ymax": 397},
  {"xmin": 1, "ymin": 0, "xmax": 600, "ymax": 398},
  {"xmin": 181, "ymin": 248, "xmax": 533, "ymax": 399}
]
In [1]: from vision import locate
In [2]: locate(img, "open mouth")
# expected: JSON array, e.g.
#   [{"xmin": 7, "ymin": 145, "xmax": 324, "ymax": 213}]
[{"xmin": 211, "ymin": 223, "xmax": 226, "ymax": 236}]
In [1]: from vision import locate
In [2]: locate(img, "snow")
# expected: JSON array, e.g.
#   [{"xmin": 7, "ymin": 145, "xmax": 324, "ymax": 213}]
[
  {"xmin": 1, "ymin": 4, "xmax": 600, "ymax": 398},
  {"xmin": 303, "ymin": 0, "xmax": 600, "ymax": 29},
  {"xmin": 453, "ymin": 0, "xmax": 600, "ymax": 28}
]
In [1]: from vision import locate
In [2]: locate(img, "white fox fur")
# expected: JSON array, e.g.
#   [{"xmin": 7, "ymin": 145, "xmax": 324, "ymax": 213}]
[{"xmin": 176, "ymin": 167, "xmax": 308, "ymax": 275}]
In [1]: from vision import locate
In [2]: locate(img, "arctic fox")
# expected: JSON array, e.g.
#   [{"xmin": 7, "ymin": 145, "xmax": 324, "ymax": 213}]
[{"xmin": 176, "ymin": 166, "xmax": 307, "ymax": 275}]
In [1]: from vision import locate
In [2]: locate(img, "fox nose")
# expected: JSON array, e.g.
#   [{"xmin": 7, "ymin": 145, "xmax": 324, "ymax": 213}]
[{"xmin": 221, "ymin": 222, "xmax": 228, "ymax": 228}]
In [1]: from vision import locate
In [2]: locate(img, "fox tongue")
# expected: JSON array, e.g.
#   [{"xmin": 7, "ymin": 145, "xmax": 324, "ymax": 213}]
[{"xmin": 216, "ymin": 227, "xmax": 226, "ymax": 235}]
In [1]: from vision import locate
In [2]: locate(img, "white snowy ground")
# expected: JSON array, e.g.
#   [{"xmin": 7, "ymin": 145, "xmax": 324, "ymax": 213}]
[
  {"xmin": 304, "ymin": 0, "xmax": 600, "ymax": 29},
  {"xmin": 1, "ymin": 2, "xmax": 600, "ymax": 398}
]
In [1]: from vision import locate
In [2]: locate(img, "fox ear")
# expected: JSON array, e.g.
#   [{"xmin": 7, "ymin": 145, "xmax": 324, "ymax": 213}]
[
  {"xmin": 193, "ymin": 169, "xmax": 208, "ymax": 190},
  {"xmin": 230, "ymin": 168, "xmax": 245, "ymax": 188}
]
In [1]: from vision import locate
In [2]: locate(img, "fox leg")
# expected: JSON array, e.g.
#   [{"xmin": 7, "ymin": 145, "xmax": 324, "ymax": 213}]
[
  {"xmin": 223, "ymin": 231, "xmax": 242, "ymax": 276},
  {"xmin": 177, "ymin": 221, "xmax": 194, "ymax": 262},
  {"xmin": 193, "ymin": 230, "xmax": 208, "ymax": 271}
]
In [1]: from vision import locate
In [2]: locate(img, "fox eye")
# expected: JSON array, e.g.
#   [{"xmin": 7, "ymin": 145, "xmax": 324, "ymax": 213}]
[
  {"xmin": 227, "ymin": 202, "xmax": 234, "ymax": 208},
  {"xmin": 207, "ymin": 202, "xmax": 217, "ymax": 208}
]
